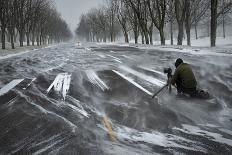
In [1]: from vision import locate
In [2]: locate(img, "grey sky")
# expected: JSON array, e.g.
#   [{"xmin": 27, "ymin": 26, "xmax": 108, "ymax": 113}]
[{"xmin": 54, "ymin": 0, "xmax": 104, "ymax": 33}]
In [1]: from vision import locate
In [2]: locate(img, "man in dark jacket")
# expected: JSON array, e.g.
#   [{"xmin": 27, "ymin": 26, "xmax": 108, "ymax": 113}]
[{"xmin": 171, "ymin": 58, "xmax": 197, "ymax": 96}]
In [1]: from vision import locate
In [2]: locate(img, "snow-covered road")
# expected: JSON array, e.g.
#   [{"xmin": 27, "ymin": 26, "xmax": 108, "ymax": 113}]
[{"xmin": 0, "ymin": 42, "xmax": 232, "ymax": 154}]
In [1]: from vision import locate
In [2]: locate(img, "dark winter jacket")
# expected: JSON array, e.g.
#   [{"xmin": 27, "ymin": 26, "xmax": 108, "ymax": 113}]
[{"xmin": 171, "ymin": 63, "xmax": 197, "ymax": 89}]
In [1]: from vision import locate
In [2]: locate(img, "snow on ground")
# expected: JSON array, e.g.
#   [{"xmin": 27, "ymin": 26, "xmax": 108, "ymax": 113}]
[
  {"xmin": 97, "ymin": 36, "xmax": 232, "ymax": 57},
  {"xmin": 0, "ymin": 42, "xmax": 56, "ymax": 59}
]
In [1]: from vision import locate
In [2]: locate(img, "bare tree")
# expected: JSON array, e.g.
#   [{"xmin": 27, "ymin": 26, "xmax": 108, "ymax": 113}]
[
  {"xmin": 211, "ymin": 0, "xmax": 232, "ymax": 47},
  {"xmin": 0, "ymin": 0, "xmax": 9, "ymax": 49},
  {"xmin": 115, "ymin": 0, "xmax": 130, "ymax": 43},
  {"xmin": 126, "ymin": 0, "xmax": 150, "ymax": 44},
  {"xmin": 1, "ymin": 0, "xmax": 71, "ymax": 49},
  {"xmin": 106, "ymin": 0, "xmax": 118, "ymax": 42},
  {"xmin": 174, "ymin": 0, "xmax": 186, "ymax": 45},
  {"xmin": 166, "ymin": 0, "xmax": 175, "ymax": 45},
  {"xmin": 146, "ymin": 0, "xmax": 167, "ymax": 45},
  {"xmin": 191, "ymin": 0, "xmax": 210, "ymax": 40}
]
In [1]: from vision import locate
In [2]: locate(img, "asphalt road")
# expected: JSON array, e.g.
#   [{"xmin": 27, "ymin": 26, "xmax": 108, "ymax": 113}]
[{"xmin": 0, "ymin": 42, "xmax": 232, "ymax": 154}]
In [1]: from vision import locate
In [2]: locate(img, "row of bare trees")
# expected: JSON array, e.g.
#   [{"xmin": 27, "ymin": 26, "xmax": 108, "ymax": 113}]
[
  {"xmin": 0, "ymin": 0, "xmax": 72, "ymax": 50},
  {"xmin": 76, "ymin": 0, "xmax": 232, "ymax": 47}
]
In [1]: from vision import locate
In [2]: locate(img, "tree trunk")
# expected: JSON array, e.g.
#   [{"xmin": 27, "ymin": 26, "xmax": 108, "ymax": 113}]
[
  {"xmin": 185, "ymin": 0, "xmax": 191, "ymax": 46},
  {"xmin": 134, "ymin": 30, "xmax": 138, "ymax": 44},
  {"xmin": 160, "ymin": 29, "xmax": 165, "ymax": 45},
  {"xmin": 103, "ymin": 34, "xmax": 106, "ymax": 42},
  {"xmin": 149, "ymin": 25, "xmax": 153, "ymax": 45},
  {"xmin": 149, "ymin": 32, "xmax": 153, "ymax": 45},
  {"xmin": 26, "ymin": 32, "xmax": 30, "ymax": 46},
  {"xmin": 170, "ymin": 22, "xmax": 173, "ymax": 45},
  {"xmin": 144, "ymin": 31, "xmax": 149, "ymax": 44},
  {"xmin": 37, "ymin": 35, "xmax": 39, "ymax": 46},
  {"xmin": 177, "ymin": 22, "xmax": 184, "ymax": 45},
  {"xmin": 10, "ymin": 29, "xmax": 15, "ymax": 49},
  {"xmin": 7, "ymin": 33, "xmax": 11, "ymax": 42},
  {"xmin": 210, "ymin": 0, "xmax": 218, "ymax": 47},
  {"xmin": 141, "ymin": 32, "xmax": 144, "ymax": 44},
  {"xmin": 40, "ymin": 35, "xmax": 42, "ymax": 45},
  {"xmin": 1, "ymin": 28, "xmax": 6, "ymax": 49},
  {"xmin": 124, "ymin": 31, "xmax": 129, "ymax": 43},
  {"xmin": 32, "ymin": 32, "xmax": 35, "ymax": 46},
  {"xmin": 222, "ymin": 0, "xmax": 225, "ymax": 38},
  {"xmin": 195, "ymin": 24, "xmax": 198, "ymax": 39},
  {"xmin": 19, "ymin": 30, "xmax": 24, "ymax": 47}
]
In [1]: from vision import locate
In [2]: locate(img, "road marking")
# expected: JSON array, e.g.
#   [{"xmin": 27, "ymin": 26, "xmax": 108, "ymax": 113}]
[
  {"xmin": 112, "ymin": 70, "xmax": 153, "ymax": 96},
  {"xmin": 103, "ymin": 115, "xmax": 117, "ymax": 142},
  {"xmin": 0, "ymin": 79, "xmax": 24, "ymax": 96}
]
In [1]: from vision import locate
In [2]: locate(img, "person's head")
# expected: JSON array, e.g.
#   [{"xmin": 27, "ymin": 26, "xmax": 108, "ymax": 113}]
[{"xmin": 175, "ymin": 58, "xmax": 183, "ymax": 68}]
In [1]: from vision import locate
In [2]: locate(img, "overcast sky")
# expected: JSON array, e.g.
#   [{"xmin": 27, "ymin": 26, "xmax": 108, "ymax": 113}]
[{"xmin": 54, "ymin": 0, "xmax": 104, "ymax": 33}]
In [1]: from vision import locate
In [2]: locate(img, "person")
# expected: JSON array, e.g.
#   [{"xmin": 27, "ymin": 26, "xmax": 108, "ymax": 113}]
[{"xmin": 171, "ymin": 58, "xmax": 197, "ymax": 97}]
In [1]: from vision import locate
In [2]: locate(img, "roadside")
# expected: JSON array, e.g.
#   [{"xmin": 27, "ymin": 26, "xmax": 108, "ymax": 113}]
[
  {"xmin": 96, "ymin": 37, "xmax": 232, "ymax": 56},
  {"xmin": 0, "ymin": 42, "xmax": 55, "ymax": 60}
]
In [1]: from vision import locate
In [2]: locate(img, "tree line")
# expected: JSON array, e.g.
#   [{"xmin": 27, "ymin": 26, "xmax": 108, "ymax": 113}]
[
  {"xmin": 76, "ymin": 0, "xmax": 232, "ymax": 47},
  {"xmin": 0, "ymin": 0, "xmax": 72, "ymax": 50}
]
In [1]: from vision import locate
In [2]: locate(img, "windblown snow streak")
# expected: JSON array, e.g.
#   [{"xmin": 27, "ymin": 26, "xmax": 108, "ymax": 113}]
[
  {"xmin": 139, "ymin": 66, "xmax": 166, "ymax": 77},
  {"xmin": 0, "ymin": 79, "xmax": 24, "ymax": 96},
  {"xmin": 173, "ymin": 124, "xmax": 232, "ymax": 146},
  {"xmin": 0, "ymin": 43, "xmax": 232, "ymax": 154},
  {"xmin": 115, "ymin": 125, "xmax": 207, "ymax": 153},
  {"xmin": 23, "ymin": 78, "xmax": 36, "ymax": 90},
  {"xmin": 47, "ymin": 73, "xmax": 71, "ymax": 100},
  {"xmin": 66, "ymin": 95, "xmax": 89, "ymax": 118},
  {"xmin": 119, "ymin": 66, "xmax": 166, "ymax": 87},
  {"xmin": 112, "ymin": 70, "xmax": 153, "ymax": 96},
  {"xmin": 107, "ymin": 55, "xmax": 122, "ymax": 63},
  {"xmin": 86, "ymin": 70, "xmax": 109, "ymax": 91}
]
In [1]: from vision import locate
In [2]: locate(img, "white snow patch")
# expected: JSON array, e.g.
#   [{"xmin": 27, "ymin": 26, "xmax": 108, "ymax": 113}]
[
  {"xmin": 119, "ymin": 66, "xmax": 166, "ymax": 87},
  {"xmin": 47, "ymin": 73, "xmax": 71, "ymax": 100},
  {"xmin": 86, "ymin": 70, "xmax": 109, "ymax": 91},
  {"xmin": 98, "ymin": 54, "xmax": 106, "ymax": 58},
  {"xmin": 0, "ymin": 79, "xmax": 24, "ymax": 96},
  {"xmin": 114, "ymin": 125, "xmax": 206, "ymax": 152},
  {"xmin": 173, "ymin": 124, "xmax": 232, "ymax": 146},
  {"xmin": 113, "ymin": 70, "xmax": 153, "ymax": 96},
  {"xmin": 62, "ymin": 74, "xmax": 71, "ymax": 100}
]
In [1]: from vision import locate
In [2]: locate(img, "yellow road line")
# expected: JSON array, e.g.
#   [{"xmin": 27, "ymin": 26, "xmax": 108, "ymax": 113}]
[{"xmin": 103, "ymin": 115, "xmax": 117, "ymax": 142}]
